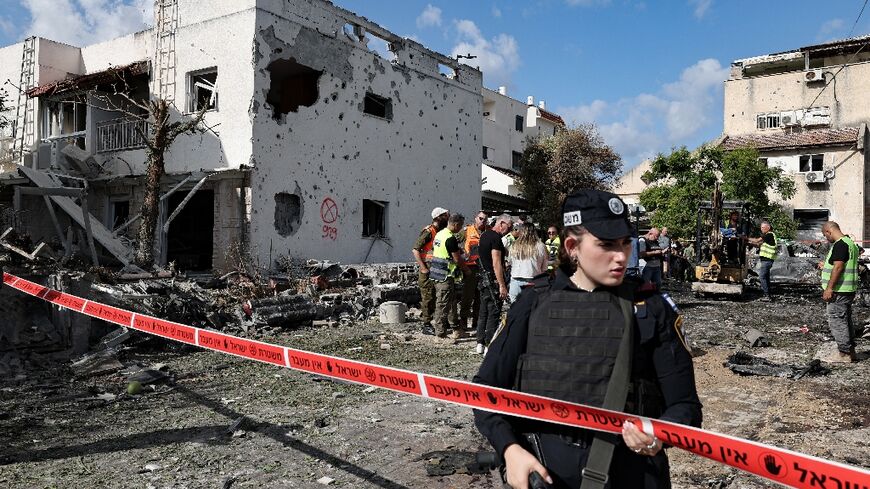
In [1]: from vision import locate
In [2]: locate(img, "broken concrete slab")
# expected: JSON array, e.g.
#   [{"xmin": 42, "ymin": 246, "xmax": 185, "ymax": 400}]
[
  {"xmin": 18, "ymin": 166, "xmax": 132, "ymax": 266},
  {"xmin": 744, "ymin": 328, "xmax": 770, "ymax": 347},
  {"xmin": 70, "ymin": 350, "xmax": 124, "ymax": 377}
]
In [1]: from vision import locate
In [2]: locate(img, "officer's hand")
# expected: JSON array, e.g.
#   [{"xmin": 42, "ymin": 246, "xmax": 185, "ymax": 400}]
[
  {"xmin": 503, "ymin": 444, "xmax": 553, "ymax": 489},
  {"xmin": 421, "ymin": 266, "xmax": 429, "ymax": 275},
  {"xmin": 622, "ymin": 422, "xmax": 662, "ymax": 457},
  {"xmin": 499, "ymin": 284, "xmax": 508, "ymax": 300},
  {"xmin": 822, "ymin": 288, "xmax": 834, "ymax": 302}
]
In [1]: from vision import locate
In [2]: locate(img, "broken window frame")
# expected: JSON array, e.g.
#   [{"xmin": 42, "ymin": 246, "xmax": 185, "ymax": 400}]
[
  {"xmin": 187, "ymin": 68, "xmax": 218, "ymax": 113},
  {"xmin": 42, "ymin": 96, "xmax": 88, "ymax": 141},
  {"xmin": 107, "ymin": 197, "xmax": 131, "ymax": 232},
  {"xmin": 798, "ymin": 154, "xmax": 824, "ymax": 172},
  {"xmin": 756, "ymin": 112, "xmax": 780, "ymax": 130},
  {"xmin": 362, "ymin": 199, "xmax": 388, "ymax": 238},
  {"xmin": 363, "ymin": 92, "xmax": 392, "ymax": 120}
]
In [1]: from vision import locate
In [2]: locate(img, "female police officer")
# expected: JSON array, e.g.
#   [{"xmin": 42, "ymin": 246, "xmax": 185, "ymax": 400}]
[{"xmin": 473, "ymin": 189, "xmax": 702, "ymax": 489}]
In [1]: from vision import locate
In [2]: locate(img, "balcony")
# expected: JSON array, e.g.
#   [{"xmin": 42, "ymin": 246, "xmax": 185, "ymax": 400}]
[{"xmin": 96, "ymin": 117, "xmax": 149, "ymax": 153}]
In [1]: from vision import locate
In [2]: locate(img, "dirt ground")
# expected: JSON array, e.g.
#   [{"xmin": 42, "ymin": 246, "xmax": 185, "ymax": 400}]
[{"xmin": 0, "ymin": 281, "xmax": 868, "ymax": 489}]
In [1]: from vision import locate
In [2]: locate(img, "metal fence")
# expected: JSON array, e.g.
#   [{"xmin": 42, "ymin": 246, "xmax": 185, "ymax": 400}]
[{"xmin": 95, "ymin": 117, "xmax": 149, "ymax": 153}]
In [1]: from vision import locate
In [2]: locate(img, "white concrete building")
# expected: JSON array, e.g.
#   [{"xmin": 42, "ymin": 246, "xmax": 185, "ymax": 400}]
[
  {"xmin": 480, "ymin": 87, "xmax": 564, "ymax": 212},
  {"xmin": 722, "ymin": 35, "xmax": 870, "ymax": 241},
  {"xmin": 0, "ymin": 0, "xmax": 482, "ymax": 271}
]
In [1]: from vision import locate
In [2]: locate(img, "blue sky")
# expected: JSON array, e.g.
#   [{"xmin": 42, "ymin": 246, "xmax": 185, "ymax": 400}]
[{"xmin": 1, "ymin": 0, "xmax": 868, "ymax": 168}]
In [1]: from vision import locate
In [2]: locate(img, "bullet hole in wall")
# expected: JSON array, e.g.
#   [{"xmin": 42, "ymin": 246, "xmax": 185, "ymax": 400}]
[
  {"xmin": 274, "ymin": 192, "xmax": 302, "ymax": 236},
  {"xmin": 363, "ymin": 92, "xmax": 392, "ymax": 120},
  {"xmin": 266, "ymin": 58, "xmax": 322, "ymax": 118}
]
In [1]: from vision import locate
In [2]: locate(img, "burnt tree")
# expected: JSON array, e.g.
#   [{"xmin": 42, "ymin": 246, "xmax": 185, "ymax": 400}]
[{"xmin": 134, "ymin": 98, "xmax": 207, "ymax": 268}]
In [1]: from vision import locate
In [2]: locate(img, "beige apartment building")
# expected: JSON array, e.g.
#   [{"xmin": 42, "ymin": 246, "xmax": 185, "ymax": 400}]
[{"xmin": 722, "ymin": 35, "xmax": 870, "ymax": 241}]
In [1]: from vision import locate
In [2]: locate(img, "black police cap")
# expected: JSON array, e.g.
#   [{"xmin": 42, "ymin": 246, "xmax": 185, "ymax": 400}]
[{"xmin": 562, "ymin": 189, "xmax": 632, "ymax": 240}]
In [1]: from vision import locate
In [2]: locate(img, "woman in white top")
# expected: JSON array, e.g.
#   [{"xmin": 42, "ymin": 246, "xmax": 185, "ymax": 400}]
[{"xmin": 508, "ymin": 223, "xmax": 548, "ymax": 302}]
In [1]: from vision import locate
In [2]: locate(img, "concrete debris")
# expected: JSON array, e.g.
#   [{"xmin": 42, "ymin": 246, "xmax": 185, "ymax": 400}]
[
  {"xmin": 316, "ymin": 476, "xmax": 335, "ymax": 485},
  {"xmin": 379, "ymin": 301, "xmax": 407, "ymax": 324},
  {"xmin": 70, "ymin": 350, "xmax": 124, "ymax": 377},
  {"xmin": 743, "ymin": 328, "xmax": 770, "ymax": 347}
]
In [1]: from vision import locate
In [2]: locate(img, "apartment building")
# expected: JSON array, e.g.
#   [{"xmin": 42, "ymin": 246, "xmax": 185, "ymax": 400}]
[
  {"xmin": 721, "ymin": 35, "xmax": 870, "ymax": 240},
  {"xmin": 480, "ymin": 87, "xmax": 564, "ymax": 212}
]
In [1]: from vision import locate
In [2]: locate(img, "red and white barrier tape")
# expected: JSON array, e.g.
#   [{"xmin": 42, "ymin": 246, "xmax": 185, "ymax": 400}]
[{"xmin": 3, "ymin": 272, "xmax": 868, "ymax": 489}]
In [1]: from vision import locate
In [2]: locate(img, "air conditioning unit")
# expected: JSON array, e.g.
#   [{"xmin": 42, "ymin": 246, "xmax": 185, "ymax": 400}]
[
  {"xmin": 804, "ymin": 170, "xmax": 827, "ymax": 183},
  {"xmin": 802, "ymin": 106, "xmax": 831, "ymax": 126},
  {"xmin": 781, "ymin": 111, "xmax": 799, "ymax": 126},
  {"xmin": 804, "ymin": 69, "xmax": 825, "ymax": 83}
]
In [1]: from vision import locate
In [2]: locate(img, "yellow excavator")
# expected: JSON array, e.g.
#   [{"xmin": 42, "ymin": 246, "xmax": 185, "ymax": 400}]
[{"xmin": 692, "ymin": 184, "xmax": 749, "ymax": 297}]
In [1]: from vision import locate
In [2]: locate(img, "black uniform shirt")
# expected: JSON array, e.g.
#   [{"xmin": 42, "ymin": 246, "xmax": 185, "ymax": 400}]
[
  {"xmin": 828, "ymin": 239, "xmax": 850, "ymax": 265},
  {"xmin": 478, "ymin": 229, "xmax": 506, "ymax": 274},
  {"xmin": 472, "ymin": 268, "xmax": 703, "ymax": 456}
]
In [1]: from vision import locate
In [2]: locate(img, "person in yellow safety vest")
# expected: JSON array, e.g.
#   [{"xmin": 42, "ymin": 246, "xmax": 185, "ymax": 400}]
[
  {"xmin": 747, "ymin": 220, "xmax": 777, "ymax": 301},
  {"xmin": 819, "ymin": 221, "xmax": 860, "ymax": 363},
  {"xmin": 458, "ymin": 211, "xmax": 489, "ymax": 332},
  {"xmin": 430, "ymin": 214, "xmax": 471, "ymax": 340},
  {"xmin": 412, "ymin": 207, "xmax": 450, "ymax": 330},
  {"xmin": 545, "ymin": 225, "xmax": 561, "ymax": 271}
]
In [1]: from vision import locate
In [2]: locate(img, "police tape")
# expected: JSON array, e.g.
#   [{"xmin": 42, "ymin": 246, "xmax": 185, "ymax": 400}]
[{"xmin": 3, "ymin": 271, "xmax": 868, "ymax": 489}]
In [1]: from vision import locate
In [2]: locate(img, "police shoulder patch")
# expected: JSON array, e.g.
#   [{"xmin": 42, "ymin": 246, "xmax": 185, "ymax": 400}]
[{"xmin": 673, "ymin": 315, "xmax": 692, "ymax": 354}]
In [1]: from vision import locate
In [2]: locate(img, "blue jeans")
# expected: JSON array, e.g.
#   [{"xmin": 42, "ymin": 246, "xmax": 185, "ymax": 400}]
[
  {"xmin": 642, "ymin": 266, "xmax": 662, "ymax": 289},
  {"xmin": 509, "ymin": 277, "xmax": 532, "ymax": 303},
  {"xmin": 758, "ymin": 259, "xmax": 773, "ymax": 296}
]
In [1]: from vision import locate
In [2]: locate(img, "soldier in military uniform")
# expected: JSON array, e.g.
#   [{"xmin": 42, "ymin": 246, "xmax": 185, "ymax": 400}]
[{"xmin": 473, "ymin": 189, "xmax": 702, "ymax": 489}]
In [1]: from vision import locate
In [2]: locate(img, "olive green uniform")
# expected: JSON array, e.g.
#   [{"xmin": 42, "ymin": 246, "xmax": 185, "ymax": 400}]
[{"xmin": 413, "ymin": 227, "xmax": 437, "ymax": 324}]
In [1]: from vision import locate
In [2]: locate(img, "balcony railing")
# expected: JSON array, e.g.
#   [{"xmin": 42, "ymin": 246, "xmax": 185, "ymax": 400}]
[{"xmin": 96, "ymin": 117, "xmax": 149, "ymax": 153}]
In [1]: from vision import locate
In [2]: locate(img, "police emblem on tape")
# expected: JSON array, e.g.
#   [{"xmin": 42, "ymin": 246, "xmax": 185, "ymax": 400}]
[{"xmin": 563, "ymin": 210, "xmax": 582, "ymax": 226}]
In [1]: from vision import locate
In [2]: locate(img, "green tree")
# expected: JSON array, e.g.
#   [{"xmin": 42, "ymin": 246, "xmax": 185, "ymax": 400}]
[
  {"xmin": 639, "ymin": 145, "xmax": 797, "ymax": 239},
  {"xmin": 517, "ymin": 124, "xmax": 622, "ymax": 226}
]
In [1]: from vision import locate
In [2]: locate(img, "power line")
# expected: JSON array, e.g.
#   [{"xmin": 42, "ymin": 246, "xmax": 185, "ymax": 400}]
[
  {"xmin": 804, "ymin": 1, "xmax": 870, "ymax": 110},
  {"xmin": 849, "ymin": 0, "xmax": 869, "ymax": 37}
]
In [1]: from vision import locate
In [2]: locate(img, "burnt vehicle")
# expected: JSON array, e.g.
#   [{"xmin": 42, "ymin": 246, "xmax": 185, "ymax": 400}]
[
  {"xmin": 749, "ymin": 241, "xmax": 822, "ymax": 286},
  {"xmin": 749, "ymin": 240, "xmax": 870, "ymax": 302}
]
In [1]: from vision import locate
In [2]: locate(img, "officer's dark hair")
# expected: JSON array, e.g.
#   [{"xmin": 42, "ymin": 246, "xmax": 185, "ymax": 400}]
[
  {"xmin": 557, "ymin": 225, "xmax": 589, "ymax": 274},
  {"xmin": 448, "ymin": 213, "xmax": 465, "ymax": 225}
]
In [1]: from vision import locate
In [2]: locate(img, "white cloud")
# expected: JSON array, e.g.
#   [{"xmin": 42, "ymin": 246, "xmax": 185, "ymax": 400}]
[
  {"xmin": 689, "ymin": 0, "xmax": 712, "ymax": 19},
  {"xmin": 491, "ymin": 5, "xmax": 502, "ymax": 18},
  {"xmin": 556, "ymin": 58, "xmax": 729, "ymax": 165},
  {"xmin": 416, "ymin": 4, "xmax": 442, "ymax": 29},
  {"xmin": 23, "ymin": 0, "xmax": 152, "ymax": 47},
  {"xmin": 559, "ymin": 99, "xmax": 607, "ymax": 123},
  {"xmin": 817, "ymin": 18, "xmax": 846, "ymax": 41},
  {"xmin": 450, "ymin": 19, "xmax": 520, "ymax": 88}
]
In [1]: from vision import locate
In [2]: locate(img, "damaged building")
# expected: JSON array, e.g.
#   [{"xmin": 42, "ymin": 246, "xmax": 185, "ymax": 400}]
[
  {"xmin": 0, "ymin": 0, "xmax": 483, "ymax": 272},
  {"xmin": 722, "ymin": 35, "xmax": 870, "ymax": 241}
]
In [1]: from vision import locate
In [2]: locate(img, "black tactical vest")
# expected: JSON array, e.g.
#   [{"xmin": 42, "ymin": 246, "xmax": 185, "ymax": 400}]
[
  {"xmin": 516, "ymin": 287, "xmax": 626, "ymax": 408},
  {"xmin": 514, "ymin": 279, "xmax": 665, "ymax": 417}
]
